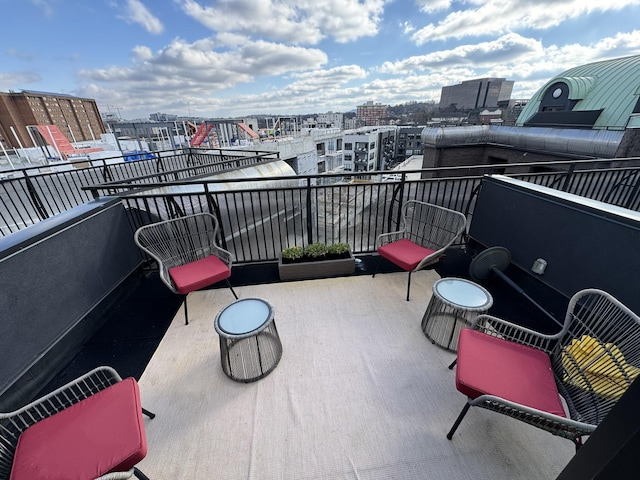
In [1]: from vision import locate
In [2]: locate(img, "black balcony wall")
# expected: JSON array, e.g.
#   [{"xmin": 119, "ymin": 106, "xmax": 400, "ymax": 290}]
[
  {"xmin": 0, "ymin": 198, "xmax": 141, "ymax": 410},
  {"xmin": 469, "ymin": 175, "xmax": 640, "ymax": 331}
]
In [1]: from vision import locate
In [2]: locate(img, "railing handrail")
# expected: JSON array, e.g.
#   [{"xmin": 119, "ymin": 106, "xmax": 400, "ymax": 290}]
[{"xmin": 3, "ymin": 148, "xmax": 640, "ymax": 240}]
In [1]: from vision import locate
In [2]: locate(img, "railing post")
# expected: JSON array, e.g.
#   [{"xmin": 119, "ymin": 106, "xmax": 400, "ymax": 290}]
[
  {"xmin": 624, "ymin": 171, "xmax": 640, "ymax": 210},
  {"xmin": 156, "ymin": 156, "xmax": 166, "ymax": 183},
  {"xmin": 560, "ymin": 164, "xmax": 576, "ymax": 192},
  {"xmin": 89, "ymin": 187, "xmax": 101, "ymax": 200},
  {"xmin": 22, "ymin": 170, "xmax": 49, "ymax": 221},
  {"xmin": 101, "ymin": 160, "xmax": 113, "ymax": 183},
  {"xmin": 386, "ymin": 172, "xmax": 406, "ymax": 232},
  {"xmin": 306, "ymin": 177, "xmax": 314, "ymax": 245}
]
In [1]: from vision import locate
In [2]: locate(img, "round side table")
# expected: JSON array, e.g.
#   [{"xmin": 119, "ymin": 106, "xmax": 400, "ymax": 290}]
[
  {"xmin": 214, "ymin": 298, "xmax": 283, "ymax": 382},
  {"xmin": 421, "ymin": 277, "xmax": 493, "ymax": 352}
]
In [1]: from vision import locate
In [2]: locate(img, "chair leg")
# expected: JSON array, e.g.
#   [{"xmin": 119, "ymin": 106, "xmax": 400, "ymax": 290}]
[
  {"xmin": 133, "ymin": 467, "xmax": 151, "ymax": 480},
  {"xmin": 226, "ymin": 279, "xmax": 238, "ymax": 299},
  {"xmin": 447, "ymin": 402, "xmax": 471, "ymax": 440},
  {"xmin": 183, "ymin": 295, "xmax": 189, "ymax": 325},
  {"xmin": 372, "ymin": 254, "xmax": 383, "ymax": 278},
  {"xmin": 573, "ymin": 436, "xmax": 583, "ymax": 452},
  {"xmin": 406, "ymin": 271, "xmax": 412, "ymax": 301},
  {"xmin": 448, "ymin": 359, "xmax": 457, "ymax": 369},
  {"xmin": 142, "ymin": 407, "xmax": 156, "ymax": 419}
]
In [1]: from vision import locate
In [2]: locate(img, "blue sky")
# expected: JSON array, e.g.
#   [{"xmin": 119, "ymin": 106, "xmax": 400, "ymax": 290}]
[{"xmin": 2, "ymin": 0, "xmax": 640, "ymax": 120}]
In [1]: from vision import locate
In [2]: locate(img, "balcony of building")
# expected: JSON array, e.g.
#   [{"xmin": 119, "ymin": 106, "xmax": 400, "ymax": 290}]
[{"xmin": 1, "ymin": 149, "xmax": 640, "ymax": 479}]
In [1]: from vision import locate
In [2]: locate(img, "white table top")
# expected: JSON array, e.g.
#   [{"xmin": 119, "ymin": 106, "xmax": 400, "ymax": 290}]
[
  {"xmin": 433, "ymin": 278, "xmax": 493, "ymax": 310},
  {"xmin": 216, "ymin": 298, "xmax": 273, "ymax": 336}
]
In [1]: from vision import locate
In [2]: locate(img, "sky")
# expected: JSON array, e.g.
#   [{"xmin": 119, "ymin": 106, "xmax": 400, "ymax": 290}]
[{"xmin": 2, "ymin": 0, "xmax": 640, "ymax": 120}]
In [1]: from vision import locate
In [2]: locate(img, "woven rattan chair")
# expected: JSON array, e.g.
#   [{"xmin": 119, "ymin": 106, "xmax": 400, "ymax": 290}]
[
  {"xmin": 0, "ymin": 366, "xmax": 152, "ymax": 480},
  {"xmin": 447, "ymin": 289, "xmax": 640, "ymax": 450},
  {"xmin": 372, "ymin": 200, "xmax": 467, "ymax": 300},
  {"xmin": 134, "ymin": 213, "xmax": 238, "ymax": 325}
]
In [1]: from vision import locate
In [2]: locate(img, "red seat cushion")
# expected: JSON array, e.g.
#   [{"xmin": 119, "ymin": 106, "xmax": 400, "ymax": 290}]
[
  {"xmin": 377, "ymin": 239, "xmax": 437, "ymax": 271},
  {"xmin": 456, "ymin": 328, "xmax": 566, "ymax": 417},
  {"xmin": 169, "ymin": 255, "xmax": 231, "ymax": 295},
  {"xmin": 10, "ymin": 377, "xmax": 147, "ymax": 480}
]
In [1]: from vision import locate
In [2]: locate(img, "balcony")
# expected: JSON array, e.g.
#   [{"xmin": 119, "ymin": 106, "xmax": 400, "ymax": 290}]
[{"xmin": 1, "ymin": 150, "xmax": 640, "ymax": 478}]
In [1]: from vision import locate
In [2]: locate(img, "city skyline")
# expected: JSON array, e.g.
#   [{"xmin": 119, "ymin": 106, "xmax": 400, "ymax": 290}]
[{"xmin": 2, "ymin": 0, "xmax": 640, "ymax": 120}]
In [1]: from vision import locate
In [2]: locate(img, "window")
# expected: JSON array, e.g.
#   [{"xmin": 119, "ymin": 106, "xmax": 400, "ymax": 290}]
[{"xmin": 345, "ymin": 142, "xmax": 352, "ymax": 150}]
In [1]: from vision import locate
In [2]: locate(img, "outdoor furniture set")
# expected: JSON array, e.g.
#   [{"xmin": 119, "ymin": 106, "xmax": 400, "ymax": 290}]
[{"xmin": 4, "ymin": 202, "xmax": 638, "ymax": 478}]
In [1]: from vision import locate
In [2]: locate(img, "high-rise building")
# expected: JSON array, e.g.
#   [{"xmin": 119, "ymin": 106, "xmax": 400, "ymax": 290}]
[
  {"xmin": 439, "ymin": 78, "xmax": 514, "ymax": 111},
  {"xmin": 0, "ymin": 90, "xmax": 106, "ymax": 149},
  {"xmin": 356, "ymin": 101, "xmax": 389, "ymax": 126}
]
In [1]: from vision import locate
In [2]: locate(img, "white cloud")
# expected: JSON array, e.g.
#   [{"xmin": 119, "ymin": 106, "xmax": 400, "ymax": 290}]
[
  {"xmin": 0, "ymin": 71, "xmax": 41, "ymax": 91},
  {"xmin": 414, "ymin": 0, "xmax": 452, "ymax": 14},
  {"xmin": 177, "ymin": 0, "xmax": 387, "ymax": 44},
  {"xmin": 121, "ymin": 0, "xmax": 164, "ymax": 34},
  {"xmin": 411, "ymin": 0, "xmax": 640, "ymax": 44},
  {"xmin": 379, "ymin": 33, "xmax": 543, "ymax": 74},
  {"xmin": 78, "ymin": 36, "xmax": 328, "ymax": 94}
]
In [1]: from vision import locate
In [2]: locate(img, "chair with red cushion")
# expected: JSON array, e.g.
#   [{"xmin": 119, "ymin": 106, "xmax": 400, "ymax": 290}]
[
  {"xmin": 0, "ymin": 366, "xmax": 151, "ymax": 480},
  {"xmin": 372, "ymin": 200, "xmax": 466, "ymax": 300},
  {"xmin": 447, "ymin": 289, "xmax": 640, "ymax": 450},
  {"xmin": 135, "ymin": 213, "xmax": 238, "ymax": 325}
]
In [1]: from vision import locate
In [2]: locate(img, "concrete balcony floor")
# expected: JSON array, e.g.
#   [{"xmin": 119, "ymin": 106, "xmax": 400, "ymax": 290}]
[{"xmin": 134, "ymin": 269, "xmax": 574, "ymax": 479}]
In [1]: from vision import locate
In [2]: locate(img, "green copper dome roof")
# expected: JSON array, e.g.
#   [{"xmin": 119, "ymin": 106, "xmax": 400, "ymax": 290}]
[{"xmin": 516, "ymin": 55, "xmax": 640, "ymax": 130}]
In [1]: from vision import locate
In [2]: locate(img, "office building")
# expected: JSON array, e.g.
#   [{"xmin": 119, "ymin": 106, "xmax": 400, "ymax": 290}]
[{"xmin": 439, "ymin": 78, "xmax": 514, "ymax": 111}]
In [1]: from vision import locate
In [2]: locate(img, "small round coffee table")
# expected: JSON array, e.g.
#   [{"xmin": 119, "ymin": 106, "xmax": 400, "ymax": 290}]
[
  {"xmin": 421, "ymin": 277, "xmax": 493, "ymax": 352},
  {"xmin": 214, "ymin": 298, "xmax": 283, "ymax": 382}
]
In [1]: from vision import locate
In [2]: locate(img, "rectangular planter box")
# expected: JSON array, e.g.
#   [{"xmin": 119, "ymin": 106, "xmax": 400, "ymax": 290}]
[{"xmin": 278, "ymin": 251, "xmax": 356, "ymax": 281}]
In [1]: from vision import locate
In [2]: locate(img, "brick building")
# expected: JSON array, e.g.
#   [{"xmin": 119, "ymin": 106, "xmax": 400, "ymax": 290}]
[
  {"xmin": 356, "ymin": 101, "xmax": 389, "ymax": 126},
  {"xmin": 0, "ymin": 90, "xmax": 105, "ymax": 149}
]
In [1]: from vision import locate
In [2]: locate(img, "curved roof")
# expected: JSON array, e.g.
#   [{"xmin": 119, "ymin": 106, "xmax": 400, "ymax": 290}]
[
  {"xmin": 133, "ymin": 159, "xmax": 298, "ymax": 196},
  {"xmin": 516, "ymin": 55, "xmax": 640, "ymax": 130}
]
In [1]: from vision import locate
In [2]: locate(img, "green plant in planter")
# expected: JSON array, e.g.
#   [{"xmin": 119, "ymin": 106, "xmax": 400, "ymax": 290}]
[
  {"xmin": 281, "ymin": 245, "xmax": 304, "ymax": 261},
  {"xmin": 304, "ymin": 242, "xmax": 329, "ymax": 258},
  {"xmin": 328, "ymin": 242, "xmax": 350, "ymax": 255}
]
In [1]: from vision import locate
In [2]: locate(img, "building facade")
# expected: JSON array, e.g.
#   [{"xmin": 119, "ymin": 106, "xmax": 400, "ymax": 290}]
[
  {"xmin": 0, "ymin": 90, "xmax": 106, "ymax": 149},
  {"xmin": 356, "ymin": 101, "xmax": 389, "ymax": 126},
  {"xmin": 439, "ymin": 78, "xmax": 514, "ymax": 111},
  {"xmin": 343, "ymin": 126, "xmax": 396, "ymax": 172},
  {"xmin": 316, "ymin": 112, "xmax": 344, "ymax": 129},
  {"xmin": 395, "ymin": 126, "xmax": 424, "ymax": 164}
]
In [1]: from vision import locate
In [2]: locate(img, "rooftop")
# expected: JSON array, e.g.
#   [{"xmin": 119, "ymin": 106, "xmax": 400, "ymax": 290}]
[
  {"xmin": 131, "ymin": 270, "xmax": 574, "ymax": 479},
  {"xmin": 3, "ymin": 150, "xmax": 640, "ymax": 478}
]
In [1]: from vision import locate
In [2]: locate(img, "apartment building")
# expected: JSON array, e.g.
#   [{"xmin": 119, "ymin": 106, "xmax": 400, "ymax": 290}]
[
  {"xmin": 0, "ymin": 90, "xmax": 105, "ymax": 149},
  {"xmin": 316, "ymin": 112, "xmax": 344, "ymax": 129},
  {"xmin": 395, "ymin": 126, "xmax": 424, "ymax": 163},
  {"xmin": 356, "ymin": 101, "xmax": 389, "ymax": 126},
  {"xmin": 343, "ymin": 126, "xmax": 396, "ymax": 172}
]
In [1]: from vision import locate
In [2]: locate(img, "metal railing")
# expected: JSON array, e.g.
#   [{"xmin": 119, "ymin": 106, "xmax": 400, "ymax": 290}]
[
  {"xmin": 0, "ymin": 148, "xmax": 279, "ymax": 236},
  {"xmin": 3, "ymin": 147, "xmax": 640, "ymax": 263},
  {"xmin": 79, "ymin": 157, "xmax": 640, "ymax": 264}
]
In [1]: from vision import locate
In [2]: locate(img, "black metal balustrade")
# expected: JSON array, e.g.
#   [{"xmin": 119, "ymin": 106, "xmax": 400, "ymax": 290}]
[
  {"xmin": 81, "ymin": 158, "xmax": 640, "ymax": 264},
  {"xmin": 0, "ymin": 148, "xmax": 279, "ymax": 235},
  {"xmin": 3, "ymin": 149, "xmax": 640, "ymax": 265}
]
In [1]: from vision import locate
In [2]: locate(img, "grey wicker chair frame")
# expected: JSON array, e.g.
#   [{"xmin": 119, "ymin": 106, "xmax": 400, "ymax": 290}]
[
  {"xmin": 448, "ymin": 289, "xmax": 640, "ymax": 450},
  {"xmin": 0, "ymin": 366, "xmax": 151, "ymax": 480},
  {"xmin": 134, "ymin": 213, "xmax": 238, "ymax": 325},
  {"xmin": 373, "ymin": 200, "xmax": 467, "ymax": 300}
]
